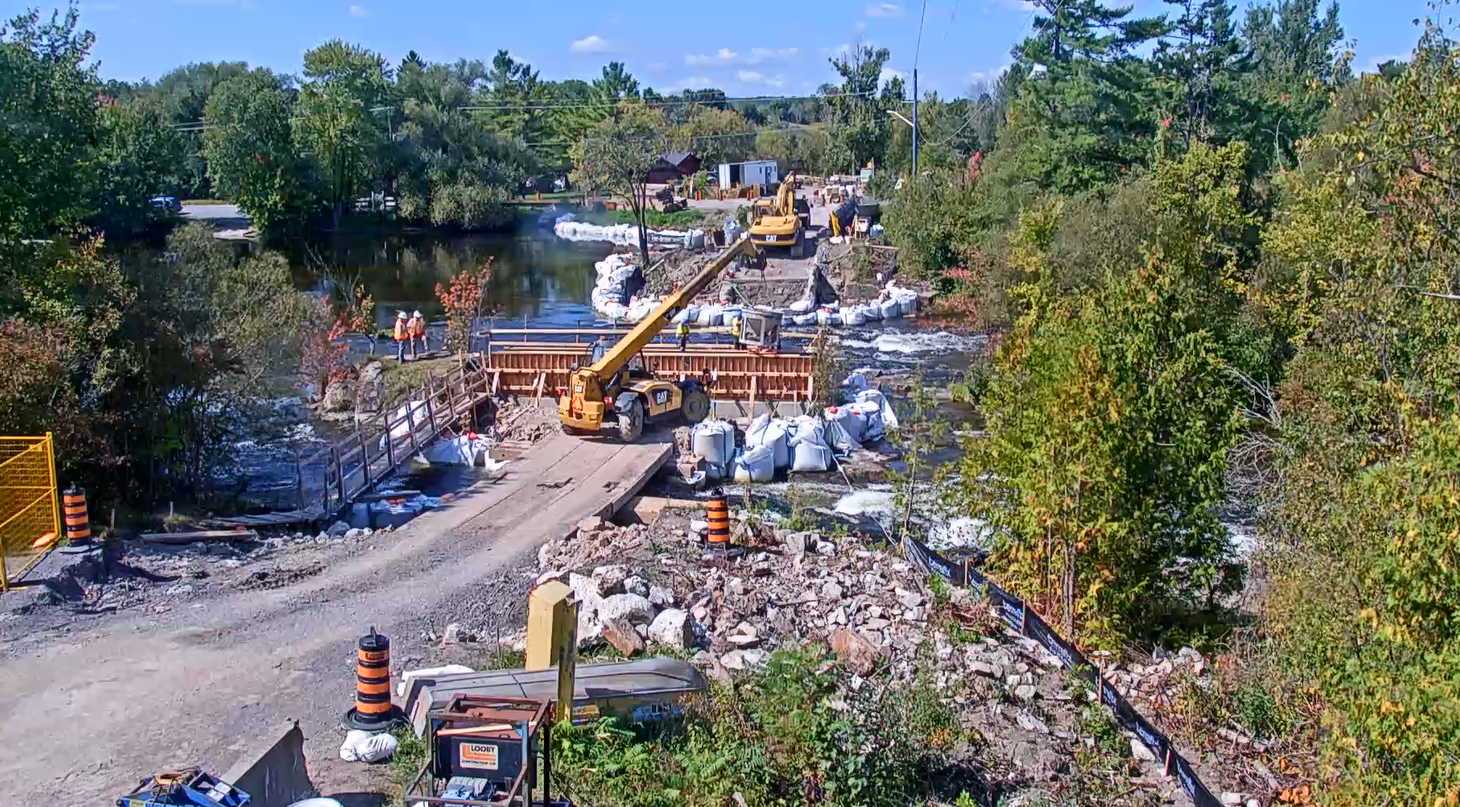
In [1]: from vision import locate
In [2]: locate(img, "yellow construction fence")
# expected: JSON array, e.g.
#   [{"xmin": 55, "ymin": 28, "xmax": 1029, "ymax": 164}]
[{"xmin": 0, "ymin": 435, "xmax": 61, "ymax": 590}]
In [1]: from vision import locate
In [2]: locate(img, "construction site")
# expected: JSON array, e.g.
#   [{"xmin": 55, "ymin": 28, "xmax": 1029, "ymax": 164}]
[{"xmin": 0, "ymin": 173, "xmax": 1239, "ymax": 807}]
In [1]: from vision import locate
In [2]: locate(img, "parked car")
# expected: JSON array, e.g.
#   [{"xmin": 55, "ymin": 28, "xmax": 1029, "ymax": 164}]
[{"xmin": 149, "ymin": 196, "xmax": 182, "ymax": 213}]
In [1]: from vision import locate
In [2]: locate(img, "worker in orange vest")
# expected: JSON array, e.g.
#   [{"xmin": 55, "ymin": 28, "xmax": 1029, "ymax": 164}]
[
  {"xmin": 408, "ymin": 310, "xmax": 428, "ymax": 356},
  {"xmin": 393, "ymin": 311, "xmax": 409, "ymax": 362}
]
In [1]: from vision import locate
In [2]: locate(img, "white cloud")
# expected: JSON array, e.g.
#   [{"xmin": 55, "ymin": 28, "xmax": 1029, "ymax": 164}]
[
  {"xmin": 1362, "ymin": 53, "xmax": 1406, "ymax": 74},
  {"xmin": 671, "ymin": 75, "xmax": 714, "ymax": 90},
  {"xmin": 866, "ymin": 2, "xmax": 904, "ymax": 17},
  {"xmin": 854, "ymin": 20, "xmax": 867, "ymax": 33},
  {"xmin": 737, "ymin": 70, "xmax": 788, "ymax": 88},
  {"xmin": 348, "ymin": 3, "xmax": 368, "ymax": 17},
  {"xmin": 747, "ymin": 47, "xmax": 799, "ymax": 64},
  {"xmin": 685, "ymin": 48, "xmax": 750, "ymax": 66},
  {"xmin": 880, "ymin": 66, "xmax": 906, "ymax": 86},
  {"xmin": 569, "ymin": 35, "xmax": 611, "ymax": 55},
  {"xmin": 716, "ymin": 47, "xmax": 738, "ymax": 61},
  {"xmin": 685, "ymin": 54, "xmax": 712, "ymax": 66},
  {"xmin": 968, "ymin": 63, "xmax": 1011, "ymax": 87}
]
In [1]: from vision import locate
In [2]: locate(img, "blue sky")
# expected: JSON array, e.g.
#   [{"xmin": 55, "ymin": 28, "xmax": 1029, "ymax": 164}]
[{"xmin": 5, "ymin": 0, "xmax": 1436, "ymax": 96}]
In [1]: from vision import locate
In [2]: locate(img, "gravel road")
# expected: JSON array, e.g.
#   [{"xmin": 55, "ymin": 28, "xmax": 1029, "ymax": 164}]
[{"xmin": 0, "ymin": 432, "xmax": 671, "ymax": 804}]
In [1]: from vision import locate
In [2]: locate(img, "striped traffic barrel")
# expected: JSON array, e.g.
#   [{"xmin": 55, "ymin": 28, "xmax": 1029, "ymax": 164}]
[
  {"xmin": 63, "ymin": 486, "xmax": 90, "ymax": 544},
  {"xmin": 345, "ymin": 628, "xmax": 398, "ymax": 730},
  {"xmin": 705, "ymin": 490, "xmax": 730, "ymax": 546}
]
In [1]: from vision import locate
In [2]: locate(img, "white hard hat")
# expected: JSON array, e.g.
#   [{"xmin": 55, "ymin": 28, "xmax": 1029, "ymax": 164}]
[
  {"xmin": 412, "ymin": 310, "xmax": 422, "ymax": 317},
  {"xmin": 397, "ymin": 311, "xmax": 407, "ymax": 319}
]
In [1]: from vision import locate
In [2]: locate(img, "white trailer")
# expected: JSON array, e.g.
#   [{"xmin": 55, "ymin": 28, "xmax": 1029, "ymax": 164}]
[{"xmin": 718, "ymin": 160, "xmax": 780, "ymax": 191}]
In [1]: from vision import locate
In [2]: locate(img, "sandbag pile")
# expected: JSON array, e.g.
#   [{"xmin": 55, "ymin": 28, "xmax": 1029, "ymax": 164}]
[{"xmin": 556, "ymin": 220, "xmax": 706, "ymax": 249}]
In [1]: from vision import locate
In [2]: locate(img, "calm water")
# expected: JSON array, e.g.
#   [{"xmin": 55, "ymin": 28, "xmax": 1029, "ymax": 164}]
[{"xmin": 281, "ymin": 231, "xmax": 613, "ymax": 330}]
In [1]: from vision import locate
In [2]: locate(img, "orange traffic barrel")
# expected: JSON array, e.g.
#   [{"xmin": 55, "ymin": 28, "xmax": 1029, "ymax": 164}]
[
  {"xmin": 705, "ymin": 490, "xmax": 730, "ymax": 546},
  {"xmin": 63, "ymin": 486, "xmax": 89, "ymax": 542},
  {"xmin": 344, "ymin": 628, "xmax": 401, "ymax": 730}
]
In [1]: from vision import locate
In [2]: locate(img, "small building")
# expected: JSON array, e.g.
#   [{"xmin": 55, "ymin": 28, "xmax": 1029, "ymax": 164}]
[
  {"xmin": 646, "ymin": 151, "xmax": 702, "ymax": 184},
  {"xmin": 718, "ymin": 160, "xmax": 779, "ymax": 191}
]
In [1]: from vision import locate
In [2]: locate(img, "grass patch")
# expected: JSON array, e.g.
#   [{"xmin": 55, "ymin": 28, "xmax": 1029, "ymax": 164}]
[
  {"xmin": 387, "ymin": 725, "xmax": 429, "ymax": 804},
  {"xmin": 480, "ymin": 645, "xmax": 526, "ymax": 670},
  {"xmin": 551, "ymin": 645, "xmax": 967, "ymax": 807},
  {"xmin": 382, "ymin": 356, "xmax": 460, "ymax": 403}
]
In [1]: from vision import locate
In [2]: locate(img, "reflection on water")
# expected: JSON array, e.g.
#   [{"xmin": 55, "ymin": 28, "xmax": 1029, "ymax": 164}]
[{"xmin": 280, "ymin": 232, "xmax": 613, "ymax": 329}]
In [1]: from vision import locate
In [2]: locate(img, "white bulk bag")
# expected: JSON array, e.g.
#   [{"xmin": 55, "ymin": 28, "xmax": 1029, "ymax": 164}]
[
  {"xmin": 744, "ymin": 415, "xmax": 790, "ymax": 469},
  {"xmin": 842, "ymin": 307, "xmax": 867, "ymax": 326},
  {"xmin": 825, "ymin": 406, "xmax": 864, "ymax": 444},
  {"xmin": 733, "ymin": 445, "xmax": 775, "ymax": 483},
  {"xmin": 850, "ymin": 401, "xmax": 885, "ymax": 442},
  {"xmin": 792, "ymin": 312, "xmax": 817, "ymax": 327},
  {"xmin": 860, "ymin": 303, "xmax": 883, "ymax": 322},
  {"xmin": 692, "ymin": 420, "xmax": 736, "ymax": 464},
  {"xmin": 898, "ymin": 294, "xmax": 918, "ymax": 316},
  {"xmin": 856, "ymin": 388, "xmax": 900, "ymax": 429},
  {"xmin": 792, "ymin": 441, "xmax": 831, "ymax": 472},
  {"xmin": 879, "ymin": 299, "xmax": 901, "ymax": 320},
  {"xmin": 789, "ymin": 298, "xmax": 815, "ymax": 314}
]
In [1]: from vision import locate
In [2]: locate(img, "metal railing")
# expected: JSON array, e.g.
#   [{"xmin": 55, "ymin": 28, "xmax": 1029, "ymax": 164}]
[{"xmin": 0, "ymin": 435, "xmax": 61, "ymax": 590}]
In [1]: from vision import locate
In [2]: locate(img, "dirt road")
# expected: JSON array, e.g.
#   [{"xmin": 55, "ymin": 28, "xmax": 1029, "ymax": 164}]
[{"xmin": 0, "ymin": 433, "xmax": 670, "ymax": 804}]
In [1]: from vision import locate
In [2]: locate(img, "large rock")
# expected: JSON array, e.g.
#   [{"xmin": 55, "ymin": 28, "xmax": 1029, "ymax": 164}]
[
  {"xmin": 720, "ymin": 648, "xmax": 768, "ymax": 671},
  {"xmin": 622, "ymin": 575, "xmax": 650, "ymax": 598},
  {"xmin": 830, "ymin": 627, "xmax": 883, "ymax": 676},
  {"xmin": 648, "ymin": 585, "xmax": 676, "ymax": 608},
  {"xmin": 601, "ymin": 616, "xmax": 646, "ymax": 656},
  {"xmin": 592, "ymin": 564, "xmax": 631, "ymax": 595},
  {"xmin": 647, "ymin": 609, "xmax": 694, "ymax": 649},
  {"xmin": 356, "ymin": 361, "xmax": 386, "ymax": 414},
  {"xmin": 322, "ymin": 377, "xmax": 357, "ymax": 412},
  {"xmin": 598, "ymin": 593, "xmax": 656, "ymax": 626}
]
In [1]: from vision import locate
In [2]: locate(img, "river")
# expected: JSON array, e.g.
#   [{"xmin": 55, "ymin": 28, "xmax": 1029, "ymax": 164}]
[{"xmin": 235, "ymin": 230, "xmax": 990, "ymax": 522}]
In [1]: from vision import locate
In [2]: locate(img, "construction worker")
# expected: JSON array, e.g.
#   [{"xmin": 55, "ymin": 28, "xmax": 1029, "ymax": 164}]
[
  {"xmin": 676, "ymin": 320, "xmax": 691, "ymax": 351},
  {"xmin": 729, "ymin": 313, "xmax": 743, "ymax": 350},
  {"xmin": 409, "ymin": 310, "xmax": 428, "ymax": 356},
  {"xmin": 393, "ymin": 311, "xmax": 409, "ymax": 362}
]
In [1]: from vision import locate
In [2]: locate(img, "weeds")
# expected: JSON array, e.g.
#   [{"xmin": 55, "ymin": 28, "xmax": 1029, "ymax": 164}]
[
  {"xmin": 387, "ymin": 725, "xmax": 429, "ymax": 804},
  {"xmin": 551, "ymin": 645, "xmax": 966, "ymax": 807},
  {"xmin": 479, "ymin": 645, "xmax": 526, "ymax": 670}
]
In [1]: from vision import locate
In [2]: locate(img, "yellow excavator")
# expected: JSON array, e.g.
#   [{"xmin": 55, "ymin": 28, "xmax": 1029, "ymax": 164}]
[
  {"xmin": 748, "ymin": 173, "xmax": 812, "ymax": 258},
  {"xmin": 559, "ymin": 235, "xmax": 764, "ymax": 442}
]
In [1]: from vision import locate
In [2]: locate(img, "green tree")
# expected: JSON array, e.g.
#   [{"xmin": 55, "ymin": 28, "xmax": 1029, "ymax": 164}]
[
  {"xmin": 202, "ymin": 69, "xmax": 318, "ymax": 236},
  {"xmin": 0, "ymin": 7, "xmax": 99, "ymax": 245},
  {"xmin": 1002, "ymin": 0, "xmax": 1168, "ymax": 192},
  {"xmin": 295, "ymin": 40, "xmax": 391, "ymax": 228},
  {"xmin": 669, "ymin": 106, "xmax": 754, "ymax": 169},
  {"xmin": 571, "ymin": 103, "xmax": 667, "ymax": 268},
  {"xmin": 825, "ymin": 45, "xmax": 900, "ymax": 173},
  {"xmin": 89, "ymin": 97, "xmax": 191, "ymax": 237}
]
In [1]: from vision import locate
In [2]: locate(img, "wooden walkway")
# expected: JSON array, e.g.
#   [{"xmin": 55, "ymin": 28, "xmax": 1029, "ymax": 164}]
[{"xmin": 216, "ymin": 363, "xmax": 493, "ymax": 527}]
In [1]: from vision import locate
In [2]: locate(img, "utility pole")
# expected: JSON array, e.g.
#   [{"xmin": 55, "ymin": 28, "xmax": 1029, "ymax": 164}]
[{"xmin": 912, "ymin": 68, "xmax": 919, "ymax": 177}]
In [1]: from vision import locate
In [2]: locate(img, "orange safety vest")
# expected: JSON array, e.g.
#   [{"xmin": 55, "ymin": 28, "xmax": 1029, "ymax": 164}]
[
  {"xmin": 393, "ymin": 319, "xmax": 408, "ymax": 341},
  {"xmin": 409, "ymin": 316, "xmax": 425, "ymax": 338}
]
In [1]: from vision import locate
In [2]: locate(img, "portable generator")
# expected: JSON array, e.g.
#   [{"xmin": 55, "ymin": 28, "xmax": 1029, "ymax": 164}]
[{"xmin": 116, "ymin": 769, "xmax": 249, "ymax": 807}]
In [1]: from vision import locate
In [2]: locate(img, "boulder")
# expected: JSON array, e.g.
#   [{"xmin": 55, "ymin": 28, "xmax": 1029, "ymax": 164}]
[
  {"xmin": 648, "ymin": 585, "xmax": 676, "ymax": 608},
  {"xmin": 647, "ymin": 608, "xmax": 694, "ymax": 649},
  {"xmin": 720, "ymin": 649, "xmax": 768, "ymax": 671},
  {"xmin": 356, "ymin": 361, "xmax": 386, "ymax": 414},
  {"xmin": 567, "ymin": 573, "xmax": 602, "ymax": 610},
  {"xmin": 323, "ymin": 377, "xmax": 357, "ymax": 412},
  {"xmin": 601, "ymin": 617, "xmax": 646, "ymax": 656},
  {"xmin": 830, "ymin": 628, "xmax": 883, "ymax": 676},
  {"xmin": 1129, "ymin": 738, "xmax": 1156, "ymax": 763},
  {"xmin": 623, "ymin": 575, "xmax": 650, "ymax": 598},
  {"xmin": 327, "ymin": 521, "xmax": 351, "ymax": 537},
  {"xmin": 577, "ymin": 607, "xmax": 604, "ymax": 649},
  {"xmin": 592, "ymin": 564, "xmax": 631, "ymax": 595},
  {"xmin": 598, "ymin": 593, "xmax": 656, "ymax": 626},
  {"xmin": 781, "ymin": 530, "xmax": 818, "ymax": 557},
  {"xmin": 577, "ymin": 516, "xmax": 605, "ymax": 534}
]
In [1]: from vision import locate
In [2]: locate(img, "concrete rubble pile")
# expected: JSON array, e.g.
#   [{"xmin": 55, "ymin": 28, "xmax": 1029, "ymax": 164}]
[{"xmin": 532, "ymin": 513, "xmax": 1214, "ymax": 800}]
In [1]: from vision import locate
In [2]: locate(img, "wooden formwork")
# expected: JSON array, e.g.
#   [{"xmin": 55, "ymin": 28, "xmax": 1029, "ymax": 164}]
[{"xmin": 488, "ymin": 344, "xmax": 815, "ymax": 404}]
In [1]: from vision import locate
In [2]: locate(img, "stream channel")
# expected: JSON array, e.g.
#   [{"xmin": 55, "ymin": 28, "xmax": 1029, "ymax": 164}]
[{"xmin": 236, "ymin": 229, "xmax": 991, "ymax": 549}]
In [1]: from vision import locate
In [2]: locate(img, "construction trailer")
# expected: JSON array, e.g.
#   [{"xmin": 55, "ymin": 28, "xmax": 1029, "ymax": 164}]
[{"xmin": 717, "ymin": 160, "xmax": 779, "ymax": 191}]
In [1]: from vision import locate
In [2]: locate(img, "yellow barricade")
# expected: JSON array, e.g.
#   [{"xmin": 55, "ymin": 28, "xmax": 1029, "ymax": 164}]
[{"xmin": 0, "ymin": 435, "xmax": 61, "ymax": 590}]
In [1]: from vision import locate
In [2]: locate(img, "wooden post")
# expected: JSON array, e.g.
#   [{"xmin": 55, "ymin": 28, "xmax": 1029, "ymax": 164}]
[
  {"xmin": 406, "ymin": 397, "xmax": 420, "ymax": 453},
  {"xmin": 384, "ymin": 412, "xmax": 396, "ymax": 476},
  {"xmin": 332, "ymin": 446, "xmax": 345, "ymax": 513},
  {"xmin": 492, "ymin": 369, "xmax": 502, "ymax": 395},
  {"xmin": 357, "ymin": 432, "xmax": 369, "ymax": 486},
  {"xmin": 296, "ymin": 458, "xmax": 307, "ymax": 513},
  {"xmin": 748, "ymin": 375, "xmax": 758, "ymax": 418}
]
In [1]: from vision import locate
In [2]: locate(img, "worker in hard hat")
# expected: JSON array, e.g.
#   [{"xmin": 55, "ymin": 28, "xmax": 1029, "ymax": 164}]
[
  {"xmin": 729, "ymin": 313, "xmax": 743, "ymax": 350},
  {"xmin": 393, "ymin": 311, "xmax": 409, "ymax": 362},
  {"xmin": 408, "ymin": 310, "xmax": 428, "ymax": 356},
  {"xmin": 676, "ymin": 320, "xmax": 691, "ymax": 351}
]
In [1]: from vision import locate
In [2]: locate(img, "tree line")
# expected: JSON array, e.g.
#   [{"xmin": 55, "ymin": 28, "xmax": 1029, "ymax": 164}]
[{"xmin": 878, "ymin": 0, "xmax": 1459, "ymax": 801}]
